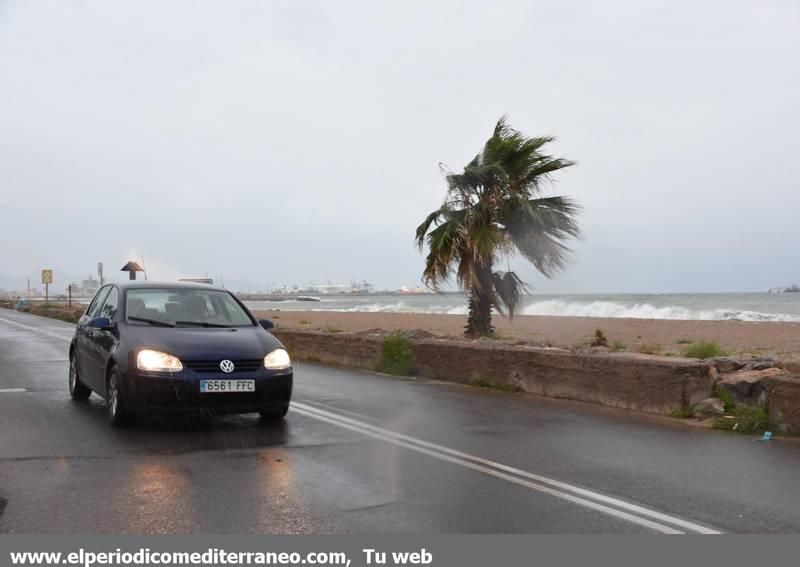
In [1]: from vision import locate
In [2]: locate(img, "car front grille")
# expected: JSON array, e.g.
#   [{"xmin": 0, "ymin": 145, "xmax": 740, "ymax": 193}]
[{"xmin": 182, "ymin": 359, "xmax": 263, "ymax": 373}]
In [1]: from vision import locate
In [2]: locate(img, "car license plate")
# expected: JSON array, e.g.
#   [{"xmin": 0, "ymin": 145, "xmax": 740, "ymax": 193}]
[{"xmin": 200, "ymin": 379, "xmax": 255, "ymax": 393}]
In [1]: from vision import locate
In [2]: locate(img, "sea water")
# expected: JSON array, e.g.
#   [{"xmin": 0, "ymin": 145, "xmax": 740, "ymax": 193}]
[{"xmin": 244, "ymin": 292, "xmax": 800, "ymax": 322}]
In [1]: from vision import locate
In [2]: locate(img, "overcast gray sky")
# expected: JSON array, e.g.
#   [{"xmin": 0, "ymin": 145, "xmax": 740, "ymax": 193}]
[{"xmin": 1, "ymin": 0, "xmax": 798, "ymax": 293}]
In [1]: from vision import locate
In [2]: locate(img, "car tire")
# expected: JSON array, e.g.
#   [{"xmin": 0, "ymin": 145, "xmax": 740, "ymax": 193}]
[
  {"xmin": 259, "ymin": 402, "xmax": 290, "ymax": 421},
  {"xmin": 107, "ymin": 365, "xmax": 136, "ymax": 428},
  {"xmin": 68, "ymin": 352, "xmax": 92, "ymax": 400}
]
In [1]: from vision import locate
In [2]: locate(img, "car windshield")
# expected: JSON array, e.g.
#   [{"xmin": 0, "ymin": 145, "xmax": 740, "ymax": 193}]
[{"xmin": 126, "ymin": 288, "xmax": 254, "ymax": 328}]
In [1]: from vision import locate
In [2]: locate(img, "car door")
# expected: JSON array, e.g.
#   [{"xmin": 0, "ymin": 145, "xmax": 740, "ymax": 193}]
[
  {"xmin": 86, "ymin": 286, "xmax": 120, "ymax": 396},
  {"xmin": 76, "ymin": 285, "xmax": 110, "ymax": 390}
]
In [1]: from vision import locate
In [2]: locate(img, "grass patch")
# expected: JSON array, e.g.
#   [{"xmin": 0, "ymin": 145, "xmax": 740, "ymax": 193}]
[
  {"xmin": 717, "ymin": 387, "xmax": 736, "ymax": 412},
  {"xmin": 713, "ymin": 404, "xmax": 773, "ymax": 434},
  {"xmin": 489, "ymin": 331, "xmax": 514, "ymax": 341},
  {"xmin": 683, "ymin": 341, "xmax": 726, "ymax": 359},
  {"xmin": 25, "ymin": 305, "xmax": 82, "ymax": 324},
  {"xmin": 671, "ymin": 404, "xmax": 695, "ymax": 419},
  {"xmin": 676, "ymin": 338, "xmax": 694, "ymax": 345},
  {"xmin": 639, "ymin": 343, "xmax": 661, "ymax": 355},
  {"xmin": 299, "ymin": 319, "xmax": 312, "ymax": 325},
  {"xmin": 713, "ymin": 387, "xmax": 775, "ymax": 434},
  {"xmin": 378, "ymin": 331, "xmax": 415, "ymax": 376},
  {"xmin": 611, "ymin": 340, "xmax": 626, "ymax": 352}
]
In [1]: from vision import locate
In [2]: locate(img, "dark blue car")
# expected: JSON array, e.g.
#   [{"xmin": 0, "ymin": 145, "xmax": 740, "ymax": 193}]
[{"xmin": 68, "ymin": 281, "xmax": 292, "ymax": 427}]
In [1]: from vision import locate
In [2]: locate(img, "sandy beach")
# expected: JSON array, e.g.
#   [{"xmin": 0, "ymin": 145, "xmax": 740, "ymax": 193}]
[{"xmin": 254, "ymin": 309, "xmax": 800, "ymax": 359}]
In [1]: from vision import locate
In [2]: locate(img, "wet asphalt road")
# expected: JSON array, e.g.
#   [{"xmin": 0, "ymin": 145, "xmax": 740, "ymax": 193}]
[{"xmin": 2, "ymin": 310, "xmax": 800, "ymax": 534}]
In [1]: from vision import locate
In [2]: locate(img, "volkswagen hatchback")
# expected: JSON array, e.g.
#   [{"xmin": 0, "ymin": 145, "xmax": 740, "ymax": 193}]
[{"xmin": 68, "ymin": 281, "xmax": 292, "ymax": 427}]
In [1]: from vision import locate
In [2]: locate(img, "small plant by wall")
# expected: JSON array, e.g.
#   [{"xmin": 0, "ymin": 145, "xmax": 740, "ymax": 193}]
[
  {"xmin": 714, "ymin": 387, "xmax": 774, "ymax": 434},
  {"xmin": 590, "ymin": 329, "xmax": 608, "ymax": 347},
  {"xmin": 683, "ymin": 341, "xmax": 726, "ymax": 359},
  {"xmin": 378, "ymin": 331, "xmax": 415, "ymax": 376}
]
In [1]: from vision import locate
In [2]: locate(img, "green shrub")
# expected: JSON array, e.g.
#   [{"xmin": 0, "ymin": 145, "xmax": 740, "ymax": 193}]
[
  {"xmin": 716, "ymin": 387, "xmax": 736, "ymax": 412},
  {"xmin": 379, "ymin": 331, "xmax": 415, "ymax": 376},
  {"xmin": 713, "ymin": 404, "xmax": 773, "ymax": 434},
  {"xmin": 683, "ymin": 341, "xmax": 726, "ymax": 359},
  {"xmin": 612, "ymin": 340, "xmax": 626, "ymax": 352},
  {"xmin": 590, "ymin": 329, "xmax": 608, "ymax": 347},
  {"xmin": 713, "ymin": 387, "xmax": 775, "ymax": 434},
  {"xmin": 671, "ymin": 404, "xmax": 694, "ymax": 419}
]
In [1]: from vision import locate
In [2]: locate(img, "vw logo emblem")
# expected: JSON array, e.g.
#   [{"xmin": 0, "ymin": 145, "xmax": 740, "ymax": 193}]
[{"xmin": 220, "ymin": 360, "xmax": 235, "ymax": 373}]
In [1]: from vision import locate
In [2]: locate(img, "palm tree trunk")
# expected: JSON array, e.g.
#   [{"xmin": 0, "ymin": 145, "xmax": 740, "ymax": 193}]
[
  {"xmin": 465, "ymin": 267, "xmax": 494, "ymax": 338},
  {"xmin": 465, "ymin": 292, "xmax": 493, "ymax": 337}
]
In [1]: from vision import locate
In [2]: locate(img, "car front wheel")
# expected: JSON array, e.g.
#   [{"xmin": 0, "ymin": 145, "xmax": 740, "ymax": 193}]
[
  {"xmin": 107, "ymin": 366, "xmax": 135, "ymax": 427},
  {"xmin": 259, "ymin": 401, "xmax": 290, "ymax": 421},
  {"xmin": 68, "ymin": 352, "xmax": 91, "ymax": 400}
]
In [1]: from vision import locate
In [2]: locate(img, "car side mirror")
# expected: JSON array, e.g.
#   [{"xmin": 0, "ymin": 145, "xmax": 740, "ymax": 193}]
[
  {"xmin": 258, "ymin": 319, "xmax": 275, "ymax": 330},
  {"xmin": 89, "ymin": 316, "xmax": 114, "ymax": 330}
]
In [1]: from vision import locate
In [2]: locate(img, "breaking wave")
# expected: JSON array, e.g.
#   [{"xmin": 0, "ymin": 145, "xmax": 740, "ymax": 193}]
[
  {"xmin": 301, "ymin": 299, "xmax": 800, "ymax": 322},
  {"xmin": 519, "ymin": 300, "xmax": 800, "ymax": 322}
]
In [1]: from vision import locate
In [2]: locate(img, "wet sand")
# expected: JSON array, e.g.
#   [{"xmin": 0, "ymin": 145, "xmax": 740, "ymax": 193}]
[{"xmin": 253, "ymin": 310, "xmax": 800, "ymax": 358}]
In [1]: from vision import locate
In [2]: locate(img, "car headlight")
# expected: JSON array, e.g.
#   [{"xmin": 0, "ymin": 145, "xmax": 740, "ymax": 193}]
[
  {"xmin": 264, "ymin": 348, "xmax": 291, "ymax": 370},
  {"xmin": 137, "ymin": 349, "xmax": 183, "ymax": 372}
]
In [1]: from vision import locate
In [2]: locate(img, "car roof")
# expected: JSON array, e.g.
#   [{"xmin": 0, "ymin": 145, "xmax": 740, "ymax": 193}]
[{"xmin": 110, "ymin": 281, "xmax": 229, "ymax": 293}]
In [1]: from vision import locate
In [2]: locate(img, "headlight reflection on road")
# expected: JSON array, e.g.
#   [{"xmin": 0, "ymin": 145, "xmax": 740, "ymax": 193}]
[
  {"xmin": 127, "ymin": 462, "xmax": 196, "ymax": 533},
  {"xmin": 257, "ymin": 449, "xmax": 312, "ymax": 533}
]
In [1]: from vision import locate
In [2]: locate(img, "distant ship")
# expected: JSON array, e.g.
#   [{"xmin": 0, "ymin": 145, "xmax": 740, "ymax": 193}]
[
  {"xmin": 767, "ymin": 284, "xmax": 800, "ymax": 293},
  {"xmin": 350, "ymin": 279, "xmax": 374, "ymax": 294}
]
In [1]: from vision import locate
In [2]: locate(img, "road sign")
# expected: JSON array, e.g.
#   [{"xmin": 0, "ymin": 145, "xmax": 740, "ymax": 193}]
[{"xmin": 41, "ymin": 269, "xmax": 53, "ymax": 305}]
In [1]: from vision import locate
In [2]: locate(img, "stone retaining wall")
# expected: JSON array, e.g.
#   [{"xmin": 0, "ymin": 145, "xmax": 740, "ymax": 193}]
[{"xmin": 274, "ymin": 329, "xmax": 716, "ymax": 416}]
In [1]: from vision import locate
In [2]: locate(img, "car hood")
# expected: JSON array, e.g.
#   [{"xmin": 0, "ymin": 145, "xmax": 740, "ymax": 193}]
[{"xmin": 126, "ymin": 324, "xmax": 283, "ymax": 360}]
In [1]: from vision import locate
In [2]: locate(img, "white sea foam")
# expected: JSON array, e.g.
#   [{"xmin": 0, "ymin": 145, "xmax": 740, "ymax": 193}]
[
  {"xmin": 301, "ymin": 298, "xmax": 800, "ymax": 322},
  {"xmin": 520, "ymin": 300, "xmax": 800, "ymax": 322}
]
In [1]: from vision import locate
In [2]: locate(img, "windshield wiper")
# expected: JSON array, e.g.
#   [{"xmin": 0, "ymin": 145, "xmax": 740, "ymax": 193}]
[
  {"xmin": 174, "ymin": 320, "xmax": 233, "ymax": 328},
  {"xmin": 128, "ymin": 316, "xmax": 175, "ymax": 328}
]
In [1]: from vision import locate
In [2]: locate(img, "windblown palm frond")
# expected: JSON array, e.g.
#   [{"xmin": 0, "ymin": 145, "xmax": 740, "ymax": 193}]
[
  {"xmin": 504, "ymin": 196, "xmax": 582, "ymax": 277},
  {"xmin": 491, "ymin": 270, "xmax": 528, "ymax": 317}
]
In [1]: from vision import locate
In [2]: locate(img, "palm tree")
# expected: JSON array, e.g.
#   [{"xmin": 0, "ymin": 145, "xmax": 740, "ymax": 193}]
[{"xmin": 415, "ymin": 117, "xmax": 581, "ymax": 337}]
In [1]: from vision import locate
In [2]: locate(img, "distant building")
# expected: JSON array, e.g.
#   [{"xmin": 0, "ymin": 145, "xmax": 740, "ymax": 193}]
[{"xmin": 67, "ymin": 276, "xmax": 100, "ymax": 297}]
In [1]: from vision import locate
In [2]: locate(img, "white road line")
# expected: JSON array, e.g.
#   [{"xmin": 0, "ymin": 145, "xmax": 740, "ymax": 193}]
[
  {"xmin": 0, "ymin": 316, "xmax": 74, "ymax": 342},
  {"xmin": 293, "ymin": 402, "xmax": 722, "ymax": 535},
  {"xmin": 0, "ymin": 388, "xmax": 27, "ymax": 393},
  {"xmin": 293, "ymin": 406, "xmax": 683, "ymax": 534},
  {"xmin": 298, "ymin": 398, "xmax": 381, "ymax": 423}
]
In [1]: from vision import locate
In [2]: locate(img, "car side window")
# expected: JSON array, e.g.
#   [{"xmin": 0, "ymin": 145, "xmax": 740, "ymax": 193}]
[
  {"xmin": 86, "ymin": 286, "xmax": 110, "ymax": 319},
  {"xmin": 99, "ymin": 287, "xmax": 119, "ymax": 321}
]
